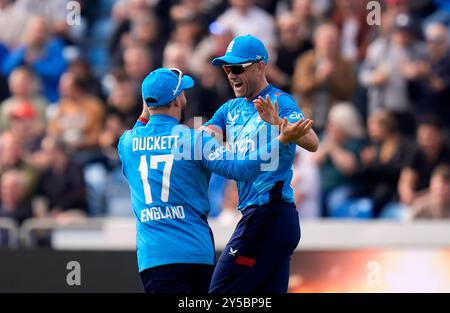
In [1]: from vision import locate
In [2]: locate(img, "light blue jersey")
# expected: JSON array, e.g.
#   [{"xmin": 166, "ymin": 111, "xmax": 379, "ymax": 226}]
[
  {"xmin": 118, "ymin": 114, "xmax": 281, "ymax": 272},
  {"xmin": 204, "ymin": 84, "xmax": 304, "ymax": 210}
]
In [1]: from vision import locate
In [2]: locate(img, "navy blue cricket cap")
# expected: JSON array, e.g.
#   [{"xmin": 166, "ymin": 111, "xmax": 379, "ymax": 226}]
[
  {"xmin": 211, "ymin": 34, "xmax": 269, "ymax": 66},
  {"xmin": 141, "ymin": 68, "xmax": 194, "ymax": 107}
]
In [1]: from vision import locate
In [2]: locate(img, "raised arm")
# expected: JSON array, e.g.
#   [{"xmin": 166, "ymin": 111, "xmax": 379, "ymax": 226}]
[
  {"xmin": 199, "ymin": 119, "xmax": 308, "ymax": 181},
  {"xmin": 253, "ymin": 95, "xmax": 319, "ymax": 152}
]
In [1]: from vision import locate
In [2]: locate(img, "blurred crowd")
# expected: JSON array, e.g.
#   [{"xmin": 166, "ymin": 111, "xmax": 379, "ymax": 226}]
[{"xmin": 0, "ymin": 0, "xmax": 450, "ymax": 230}]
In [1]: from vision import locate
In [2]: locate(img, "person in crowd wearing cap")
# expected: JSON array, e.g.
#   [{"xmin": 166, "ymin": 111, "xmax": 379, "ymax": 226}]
[
  {"xmin": 117, "ymin": 67, "xmax": 311, "ymax": 293},
  {"xmin": 201, "ymin": 34, "xmax": 318, "ymax": 293}
]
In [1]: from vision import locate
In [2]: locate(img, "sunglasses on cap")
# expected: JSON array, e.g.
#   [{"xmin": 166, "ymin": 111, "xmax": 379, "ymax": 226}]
[
  {"xmin": 169, "ymin": 67, "xmax": 183, "ymax": 96},
  {"xmin": 222, "ymin": 62, "xmax": 258, "ymax": 75}
]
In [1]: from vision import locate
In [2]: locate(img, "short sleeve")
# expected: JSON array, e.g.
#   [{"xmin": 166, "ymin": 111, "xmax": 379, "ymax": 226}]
[{"xmin": 276, "ymin": 93, "xmax": 304, "ymax": 123}]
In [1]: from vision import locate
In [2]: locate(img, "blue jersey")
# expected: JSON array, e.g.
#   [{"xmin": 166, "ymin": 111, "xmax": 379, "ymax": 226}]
[
  {"xmin": 118, "ymin": 114, "xmax": 279, "ymax": 272},
  {"xmin": 204, "ymin": 84, "xmax": 304, "ymax": 210}
]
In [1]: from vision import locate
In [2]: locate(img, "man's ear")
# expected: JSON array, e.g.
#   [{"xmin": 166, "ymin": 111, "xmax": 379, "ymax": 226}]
[
  {"xmin": 258, "ymin": 62, "xmax": 266, "ymax": 73},
  {"xmin": 173, "ymin": 96, "xmax": 181, "ymax": 108},
  {"xmin": 168, "ymin": 97, "xmax": 178, "ymax": 108}
]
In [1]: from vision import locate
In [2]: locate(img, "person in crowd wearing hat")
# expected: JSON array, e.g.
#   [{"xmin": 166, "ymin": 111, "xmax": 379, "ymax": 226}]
[
  {"xmin": 118, "ymin": 67, "xmax": 311, "ymax": 293},
  {"xmin": 201, "ymin": 34, "xmax": 318, "ymax": 293}
]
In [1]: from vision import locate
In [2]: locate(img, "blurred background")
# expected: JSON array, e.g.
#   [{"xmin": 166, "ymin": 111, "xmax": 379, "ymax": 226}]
[{"xmin": 0, "ymin": 0, "xmax": 450, "ymax": 292}]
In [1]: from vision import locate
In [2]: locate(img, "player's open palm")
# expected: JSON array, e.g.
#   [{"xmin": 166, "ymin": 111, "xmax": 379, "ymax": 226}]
[
  {"xmin": 253, "ymin": 95, "xmax": 282, "ymax": 126},
  {"xmin": 279, "ymin": 118, "xmax": 314, "ymax": 144}
]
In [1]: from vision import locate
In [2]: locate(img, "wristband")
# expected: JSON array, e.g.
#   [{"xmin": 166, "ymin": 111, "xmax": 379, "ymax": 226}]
[{"xmin": 138, "ymin": 117, "xmax": 149, "ymax": 124}]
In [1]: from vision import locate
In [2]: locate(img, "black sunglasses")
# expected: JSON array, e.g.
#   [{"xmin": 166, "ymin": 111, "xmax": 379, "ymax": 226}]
[{"xmin": 222, "ymin": 62, "xmax": 258, "ymax": 75}]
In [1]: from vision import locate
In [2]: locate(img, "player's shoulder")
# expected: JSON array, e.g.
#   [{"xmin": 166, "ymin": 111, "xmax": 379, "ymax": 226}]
[
  {"xmin": 269, "ymin": 87, "xmax": 297, "ymax": 106},
  {"xmin": 118, "ymin": 129, "xmax": 133, "ymax": 149},
  {"xmin": 222, "ymin": 97, "xmax": 243, "ymax": 111},
  {"xmin": 118, "ymin": 125, "xmax": 147, "ymax": 146}
]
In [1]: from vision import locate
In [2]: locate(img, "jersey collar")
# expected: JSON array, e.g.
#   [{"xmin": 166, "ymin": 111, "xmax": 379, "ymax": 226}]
[
  {"xmin": 248, "ymin": 84, "xmax": 273, "ymax": 103},
  {"xmin": 148, "ymin": 114, "xmax": 179, "ymax": 125}
]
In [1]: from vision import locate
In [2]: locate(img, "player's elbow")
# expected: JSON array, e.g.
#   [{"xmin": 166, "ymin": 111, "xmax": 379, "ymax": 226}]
[
  {"xmin": 300, "ymin": 138, "xmax": 319, "ymax": 152},
  {"xmin": 307, "ymin": 142, "xmax": 319, "ymax": 152}
]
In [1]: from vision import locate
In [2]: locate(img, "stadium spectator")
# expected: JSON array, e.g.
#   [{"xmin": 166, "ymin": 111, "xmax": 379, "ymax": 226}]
[
  {"xmin": 411, "ymin": 164, "xmax": 450, "ymax": 219},
  {"xmin": 421, "ymin": 0, "xmax": 450, "ymax": 28},
  {"xmin": 357, "ymin": 110, "xmax": 415, "ymax": 217},
  {"xmin": 332, "ymin": 0, "xmax": 373, "ymax": 63},
  {"xmin": 48, "ymin": 71, "xmax": 105, "ymax": 157},
  {"xmin": 15, "ymin": 0, "xmax": 84, "ymax": 49},
  {"xmin": 0, "ymin": 169, "xmax": 32, "ymax": 224},
  {"xmin": 292, "ymin": 148, "xmax": 321, "ymax": 219},
  {"xmin": 104, "ymin": 69, "xmax": 141, "ymax": 130},
  {"xmin": 0, "ymin": 66, "xmax": 47, "ymax": 132},
  {"xmin": 190, "ymin": 22, "xmax": 235, "ymax": 76},
  {"xmin": 311, "ymin": 103, "xmax": 366, "ymax": 217},
  {"xmin": 110, "ymin": 11, "xmax": 165, "ymax": 68},
  {"xmin": 163, "ymin": 42, "xmax": 221, "ymax": 125},
  {"xmin": 169, "ymin": 6, "xmax": 205, "ymax": 51},
  {"xmin": 359, "ymin": 13, "xmax": 426, "ymax": 134},
  {"xmin": 292, "ymin": 22, "xmax": 356, "ymax": 131},
  {"xmin": 99, "ymin": 112, "xmax": 126, "ymax": 162},
  {"xmin": 190, "ymin": 23, "xmax": 236, "ymax": 114},
  {"xmin": 122, "ymin": 44, "xmax": 154, "ymax": 94},
  {"xmin": 14, "ymin": 0, "xmax": 68, "ymax": 28},
  {"xmin": 33, "ymin": 136, "xmax": 87, "ymax": 218},
  {"xmin": 0, "ymin": 131, "xmax": 38, "ymax": 198},
  {"xmin": 67, "ymin": 58, "xmax": 103, "ymax": 99},
  {"xmin": 266, "ymin": 12, "xmax": 312, "ymax": 91},
  {"xmin": 7, "ymin": 101, "xmax": 45, "ymax": 155},
  {"xmin": 408, "ymin": 22, "xmax": 450, "ymax": 128},
  {"xmin": 398, "ymin": 115, "xmax": 450, "ymax": 205},
  {"xmin": 385, "ymin": 0, "xmax": 410, "ymax": 17},
  {"xmin": 291, "ymin": 0, "xmax": 318, "ymax": 43},
  {"xmin": 0, "ymin": 0, "xmax": 31, "ymax": 49},
  {"xmin": 109, "ymin": 0, "xmax": 162, "ymax": 65},
  {"xmin": 170, "ymin": 0, "xmax": 222, "ymax": 27},
  {"xmin": 1, "ymin": 16, "xmax": 67, "ymax": 103},
  {"xmin": 215, "ymin": 0, "xmax": 276, "ymax": 51}
]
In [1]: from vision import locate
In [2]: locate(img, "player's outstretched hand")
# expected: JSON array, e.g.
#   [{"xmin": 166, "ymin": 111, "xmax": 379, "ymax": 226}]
[
  {"xmin": 278, "ymin": 118, "xmax": 314, "ymax": 144},
  {"xmin": 253, "ymin": 95, "xmax": 283, "ymax": 126}
]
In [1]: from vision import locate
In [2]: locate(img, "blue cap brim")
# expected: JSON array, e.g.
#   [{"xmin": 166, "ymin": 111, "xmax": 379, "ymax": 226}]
[
  {"xmin": 180, "ymin": 75, "xmax": 194, "ymax": 90},
  {"xmin": 211, "ymin": 55, "xmax": 252, "ymax": 66}
]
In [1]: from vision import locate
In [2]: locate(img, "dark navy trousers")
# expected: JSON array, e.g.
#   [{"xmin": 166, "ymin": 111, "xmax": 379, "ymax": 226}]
[
  {"xmin": 209, "ymin": 202, "xmax": 301, "ymax": 293},
  {"xmin": 140, "ymin": 263, "xmax": 214, "ymax": 293}
]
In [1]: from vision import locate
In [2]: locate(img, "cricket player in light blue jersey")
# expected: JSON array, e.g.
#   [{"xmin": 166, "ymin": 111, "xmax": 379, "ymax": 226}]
[
  {"xmin": 203, "ymin": 35, "xmax": 319, "ymax": 293},
  {"xmin": 118, "ymin": 67, "xmax": 311, "ymax": 293}
]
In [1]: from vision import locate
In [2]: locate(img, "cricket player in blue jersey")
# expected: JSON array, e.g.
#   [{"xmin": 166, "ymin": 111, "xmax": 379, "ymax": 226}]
[
  {"xmin": 118, "ymin": 67, "xmax": 311, "ymax": 293},
  {"xmin": 202, "ymin": 35, "xmax": 319, "ymax": 293}
]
